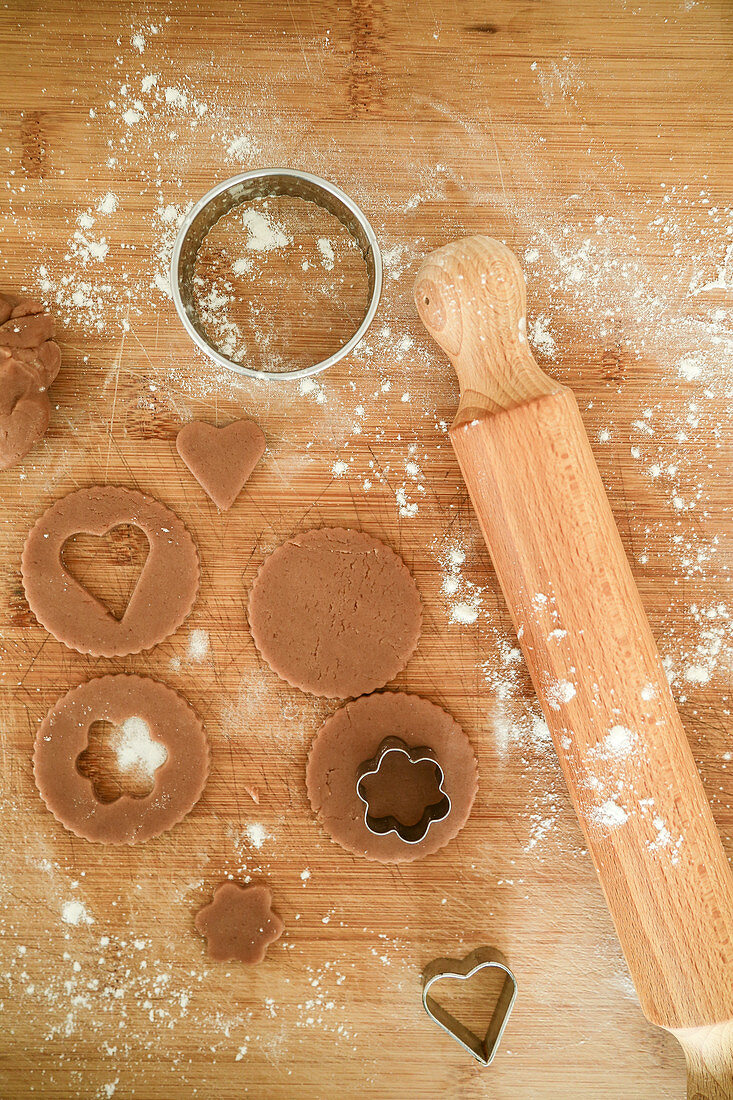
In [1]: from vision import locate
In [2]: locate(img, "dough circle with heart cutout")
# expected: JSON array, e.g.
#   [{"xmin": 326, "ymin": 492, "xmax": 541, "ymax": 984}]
[
  {"xmin": 306, "ymin": 692, "xmax": 478, "ymax": 862},
  {"xmin": 21, "ymin": 485, "xmax": 199, "ymax": 657},
  {"xmin": 248, "ymin": 528, "xmax": 422, "ymax": 698},
  {"xmin": 33, "ymin": 675, "xmax": 210, "ymax": 845}
]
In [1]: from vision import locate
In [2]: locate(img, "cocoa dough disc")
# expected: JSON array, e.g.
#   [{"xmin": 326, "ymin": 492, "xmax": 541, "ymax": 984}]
[
  {"xmin": 306, "ymin": 692, "xmax": 478, "ymax": 862},
  {"xmin": 21, "ymin": 486, "xmax": 199, "ymax": 657},
  {"xmin": 34, "ymin": 675, "xmax": 210, "ymax": 845},
  {"xmin": 248, "ymin": 528, "xmax": 422, "ymax": 698}
]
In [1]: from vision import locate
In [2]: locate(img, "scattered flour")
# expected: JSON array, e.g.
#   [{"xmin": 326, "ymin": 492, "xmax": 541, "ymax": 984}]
[
  {"xmin": 435, "ymin": 538, "xmax": 484, "ymax": 623},
  {"xmin": 98, "ymin": 192, "xmax": 119, "ymax": 215},
  {"xmin": 245, "ymin": 824, "xmax": 268, "ymax": 850},
  {"xmin": 61, "ymin": 900, "xmax": 93, "ymax": 927},
  {"xmin": 684, "ymin": 665, "xmax": 711, "ymax": 685},
  {"xmin": 678, "ymin": 354, "xmax": 703, "ymax": 382},
  {"xmin": 529, "ymin": 313, "xmax": 558, "ymax": 359},
  {"xmin": 186, "ymin": 628, "xmax": 210, "ymax": 663},
  {"xmin": 317, "ymin": 238, "xmax": 335, "ymax": 270},
  {"xmin": 113, "ymin": 717, "xmax": 167, "ymax": 778},
  {"xmin": 648, "ymin": 816, "xmax": 684, "ymax": 864},
  {"xmin": 592, "ymin": 799, "xmax": 629, "ymax": 829},
  {"xmin": 395, "ymin": 486, "xmax": 418, "ymax": 518},
  {"xmin": 226, "ymin": 133, "xmax": 259, "ymax": 161},
  {"xmin": 546, "ymin": 679, "xmax": 577, "ymax": 710},
  {"xmin": 299, "ymin": 377, "xmax": 326, "ymax": 404},
  {"xmin": 451, "ymin": 602, "xmax": 479, "ymax": 625},
  {"xmin": 240, "ymin": 208, "xmax": 291, "ymax": 252},
  {"xmin": 601, "ymin": 725, "xmax": 637, "ymax": 757}
]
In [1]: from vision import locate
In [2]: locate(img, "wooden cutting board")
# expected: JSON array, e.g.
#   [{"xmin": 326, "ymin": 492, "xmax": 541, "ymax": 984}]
[{"xmin": 0, "ymin": 2, "xmax": 730, "ymax": 1098}]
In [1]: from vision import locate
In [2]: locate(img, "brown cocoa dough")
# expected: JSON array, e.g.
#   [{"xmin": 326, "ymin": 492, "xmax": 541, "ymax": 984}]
[
  {"xmin": 0, "ymin": 291, "xmax": 61, "ymax": 470},
  {"xmin": 306, "ymin": 692, "xmax": 478, "ymax": 862},
  {"xmin": 248, "ymin": 528, "xmax": 422, "ymax": 698},
  {"xmin": 176, "ymin": 419, "xmax": 266, "ymax": 510},
  {"xmin": 33, "ymin": 675, "xmax": 210, "ymax": 845},
  {"xmin": 21, "ymin": 486, "xmax": 199, "ymax": 657},
  {"xmin": 195, "ymin": 882, "xmax": 284, "ymax": 964}
]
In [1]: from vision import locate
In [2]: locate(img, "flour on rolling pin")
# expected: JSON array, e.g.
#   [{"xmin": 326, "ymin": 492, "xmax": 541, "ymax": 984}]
[{"xmin": 518, "ymin": 588, "xmax": 685, "ymax": 861}]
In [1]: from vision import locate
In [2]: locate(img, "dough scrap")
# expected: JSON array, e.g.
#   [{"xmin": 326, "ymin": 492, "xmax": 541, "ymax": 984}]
[
  {"xmin": 21, "ymin": 486, "xmax": 199, "ymax": 657},
  {"xmin": 248, "ymin": 528, "xmax": 422, "ymax": 698},
  {"xmin": 0, "ymin": 291, "xmax": 61, "ymax": 470},
  {"xmin": 33, "ymin": 675, "xmax": 210, "ymax": 845},
  {"xmin": 306, "ymin": 692, "xmax": 478, "ymax": 862},
  {"xmin": 195, "ymin": 882, "xmax": 284, "ymax": 964},
  {"xmin": 176, "ymin": 418, "xmax": 266, "ymax": 510}
]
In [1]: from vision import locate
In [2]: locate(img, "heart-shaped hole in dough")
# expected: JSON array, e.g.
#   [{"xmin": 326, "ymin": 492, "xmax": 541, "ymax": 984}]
[
  {"xmin": 61, "ymin": 524, "xmax": 150, "ymax": 621},
  {"xmin": 76, "ymin": 717, "xmax": 168, "ymax": 804}
]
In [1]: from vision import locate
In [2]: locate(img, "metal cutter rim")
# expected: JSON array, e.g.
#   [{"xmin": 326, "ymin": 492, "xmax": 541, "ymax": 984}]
[
  {"xmin": 355, "ymin": 736, "xmax": 452, "ymax": 846},
  {"xmin": 170, "ymin": 168, "xmax": 382, "ymax": 382}
]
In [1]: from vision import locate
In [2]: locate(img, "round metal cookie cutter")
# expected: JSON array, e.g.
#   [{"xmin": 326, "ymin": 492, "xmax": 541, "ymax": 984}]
[{"xmin": 170, "ymin": 168, "xmax": 383, "ymax": 382}]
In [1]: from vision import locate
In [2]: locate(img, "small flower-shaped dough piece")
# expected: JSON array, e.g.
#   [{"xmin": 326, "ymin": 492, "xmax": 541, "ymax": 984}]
[{"xmin": 195, "ymin": 882, "xmax": 284, "ymax": 964}]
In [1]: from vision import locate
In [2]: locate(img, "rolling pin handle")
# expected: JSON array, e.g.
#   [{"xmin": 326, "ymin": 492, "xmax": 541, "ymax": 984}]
[
  {"xmin": 413, "ymin": 235, "xmax": 561, "ymax": 421},
  {"xmin": 675, "ymin": 1023, "xmax": 733, "ymax": 1100}
]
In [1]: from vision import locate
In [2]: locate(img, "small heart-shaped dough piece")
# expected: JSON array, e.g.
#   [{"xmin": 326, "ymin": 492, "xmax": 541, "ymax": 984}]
[{"xmin": 176, "ymin": 419, "xmax": 265, "ymax": 510}]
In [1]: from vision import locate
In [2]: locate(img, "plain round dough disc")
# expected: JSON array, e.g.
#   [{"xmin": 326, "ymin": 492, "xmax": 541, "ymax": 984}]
[
  {"xmin": 306, "ymin": 691, "xmax": 478, "ymax": 862},
  {"xmin": 247, "ymin": 528, "xmax": 422, "ymax": 698}
]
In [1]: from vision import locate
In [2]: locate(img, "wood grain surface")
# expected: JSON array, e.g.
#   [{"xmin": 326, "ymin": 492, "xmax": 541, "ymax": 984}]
[{"xmin": 0, "ymin": 2, "xmax": 731, "ymax": 1098}]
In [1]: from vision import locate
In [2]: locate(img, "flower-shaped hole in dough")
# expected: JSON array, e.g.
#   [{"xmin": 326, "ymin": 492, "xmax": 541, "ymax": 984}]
[
  {"xmin": 76, "ymin": 717, "xmax": 168, "ymax": 804},
  {"xmin": 195, "ymin": 882, "xmax": 284, "ymax": 965},
  {"xmin": 356, "ymin": 737, "xmax": 451, "ymax": 845}
]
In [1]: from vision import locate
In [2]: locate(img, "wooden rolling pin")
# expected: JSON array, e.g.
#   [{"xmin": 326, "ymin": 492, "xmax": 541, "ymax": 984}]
[{"xmin": 414, "ymin": 236, "xmax": 733, "ymax": 1099}]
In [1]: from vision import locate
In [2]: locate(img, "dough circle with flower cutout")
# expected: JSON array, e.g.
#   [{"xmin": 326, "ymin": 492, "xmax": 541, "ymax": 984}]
[
  {"xmin": 33, "ymin": 675, "xmax": 210, "ymax": 845},
  {"xmin": 306, "ymin": 691, "xmax": 478, "ymax": 862}
]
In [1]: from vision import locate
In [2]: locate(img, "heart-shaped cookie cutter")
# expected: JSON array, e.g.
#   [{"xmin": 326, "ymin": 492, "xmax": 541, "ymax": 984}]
[
  {"xmin": 356, "ymin": 736, "xmax": 451, "ymax": 845},
  {"xmin": 422, "ymin": 946, "xmax": 517, "ymax": 1066}
]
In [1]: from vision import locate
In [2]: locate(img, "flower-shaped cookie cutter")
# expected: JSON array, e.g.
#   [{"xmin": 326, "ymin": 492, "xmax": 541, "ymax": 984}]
[
  {"xmin": 355, "ymin": 736, "xmax": 451, "ymax": 845},
  {"xmin": 422, "ymin": 946, "xmax": 518, "ymax": 1066}
]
